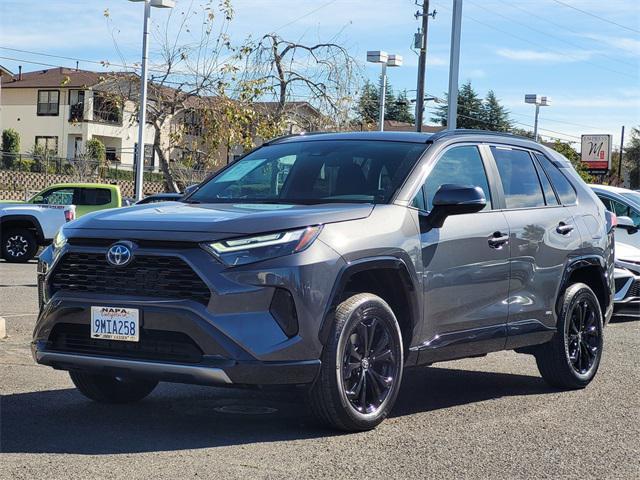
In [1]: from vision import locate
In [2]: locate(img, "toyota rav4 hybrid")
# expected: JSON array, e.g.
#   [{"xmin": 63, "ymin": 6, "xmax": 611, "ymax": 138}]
[{"xmin": 33, "ymin": 130, "xmax": 615, "ymax": 431}]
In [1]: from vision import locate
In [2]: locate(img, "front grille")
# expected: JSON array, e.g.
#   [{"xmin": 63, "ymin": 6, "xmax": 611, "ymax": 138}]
[
  {"xmin": 48, "ymin": 323, "xmax": 203, "ymax": 363},
  {"xmin": 50, "ymin": 252, "xmax": 211, "ymax": 305}
]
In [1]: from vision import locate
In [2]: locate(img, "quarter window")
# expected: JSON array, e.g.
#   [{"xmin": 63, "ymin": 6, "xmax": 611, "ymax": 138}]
[
  {"xmin": 533, "ymin": 157, "xmax": 559, "ymax": 206},
  {"xmin": 492, "ymin": 146, "xmax": 545, "ymax": 209},
  {"xmin": 534, "ymin": 153, "xmax": 577, "ymax": 205},
  {"xmin": 421, "ymin": 145, "xmax": 492, "ymax": 211},
  {"xmin": 37, "ymin": 90, "xmax": 59, "ymax": 116}
]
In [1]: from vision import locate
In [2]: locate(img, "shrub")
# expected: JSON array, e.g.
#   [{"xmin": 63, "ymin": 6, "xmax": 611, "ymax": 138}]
[
  {"xmin": 85, "ymin": 138, "xmax": 106, "ymax": 163},
  {"xmin": 1, "ymin": 128, "xmax": 20, "ymax": 169}
]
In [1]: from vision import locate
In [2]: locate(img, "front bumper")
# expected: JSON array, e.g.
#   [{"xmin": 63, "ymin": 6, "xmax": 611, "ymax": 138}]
[
  {"xmin": 33, "ymin": 232, "xmax": 344, "ymax": 386},
  {"xmin": 32, "ymin": 347, "xmax": 321, "ymax": 386},
  {"xmin": 613, "ymin": 266, "xmax": 640, "ymax": 319}
]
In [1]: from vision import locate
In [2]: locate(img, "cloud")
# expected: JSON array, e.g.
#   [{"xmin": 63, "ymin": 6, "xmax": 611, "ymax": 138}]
[
  {"xmin": 496, "ymin": 48, "xmax": 592, "ymax": 63},
  {"xmin": 579, "ymin": 34, "xmax": 640, "ymax": 55}
]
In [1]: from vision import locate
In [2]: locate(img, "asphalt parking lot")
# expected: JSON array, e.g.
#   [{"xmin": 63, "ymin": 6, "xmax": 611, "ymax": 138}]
[{"xmin": 1, "ymin": 261, "xmax": 638, "ymax": 479}]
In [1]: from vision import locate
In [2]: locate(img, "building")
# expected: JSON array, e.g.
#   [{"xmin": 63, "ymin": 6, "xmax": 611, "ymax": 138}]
[
  {"xmin": 0, "ymin": 67, "xmax": 326, "ymax": 171},
  {"xmin": 0, "ymin": 67, "xmax": 156, "ymax": 169},
  {"xmin": 0, "ymin": 64, "xmax": 14, "ymax": 134}
]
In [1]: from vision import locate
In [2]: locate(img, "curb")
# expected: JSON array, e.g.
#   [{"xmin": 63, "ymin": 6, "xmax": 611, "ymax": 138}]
[{"xmin": 0, "ymin": 316, "xmax": 6, "ymax": 339}]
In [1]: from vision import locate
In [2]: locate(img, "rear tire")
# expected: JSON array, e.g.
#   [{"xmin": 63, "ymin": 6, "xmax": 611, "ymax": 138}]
[
  {"xmin": 69, "ymin": 371, "xmax": 158, "ymax": 403},
  {"xmin": 2, "ymin": 228, "xmax": 37, "ymax": 263},
  {"xmin": 535, "ymin": 283, "xmax": 603, "ymax": 389},
  {"xmin": 309, "ymin": 293, "xmax": 404, "ymax": 431}
]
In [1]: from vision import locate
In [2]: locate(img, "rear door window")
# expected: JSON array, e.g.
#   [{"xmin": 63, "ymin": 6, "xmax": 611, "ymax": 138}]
[
  {"xmin": 534, "ymin": 153, "xmax": 577, "ymax": 205},
  {"xmin": 79, "ymin": 188, "xmax": 112, "ymax": 206},
  {"xmin": 491, "ymin": 146, "xmax": 546, "ymax": 209}
]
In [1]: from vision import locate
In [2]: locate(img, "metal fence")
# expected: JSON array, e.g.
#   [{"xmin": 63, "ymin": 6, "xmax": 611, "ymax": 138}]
[{"xmin": 0, "ymin": 152, "xmax": 164, "ymax": 182}]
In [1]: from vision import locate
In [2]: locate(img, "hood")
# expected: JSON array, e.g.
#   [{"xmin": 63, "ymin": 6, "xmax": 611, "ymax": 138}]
[
  {"xmin": 66, "ymin": 202, "xmax": 374, "ymax": 239},
  {"xmin": 616, "ymin": 242, "xmax": 640, "ymax": 262}
]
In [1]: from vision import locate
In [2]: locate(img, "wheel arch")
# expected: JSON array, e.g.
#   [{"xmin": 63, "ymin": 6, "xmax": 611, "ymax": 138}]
[
  {"xmin": 319, "ymin": 256, "xmax": 421, "ymax": 365},
  {"xmin": 559, "ymin": 255, "xmax": 611, "ymax": 321},
  {"xmin": 0, "ymin": 215, "xmax": 45, "ymax": 244}
]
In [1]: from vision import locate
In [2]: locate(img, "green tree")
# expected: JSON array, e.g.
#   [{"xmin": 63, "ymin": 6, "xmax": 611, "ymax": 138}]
[
  {"xmin": 1, "ymin": 128, "xmax": 20, "ymax": 168},
  {"xmin": 482, "ymin": 90, "xmax": 512, "ymax": 132},
  {"xmin": 355, "ymin": 80, "xmax": 380, "ymax": 124},
  {"xmin": 387, "ymin": 90, "xmax": 414, "ymax": 124},
  {"xmin": 356, "ymin": 79, "xmax": 414, "ymax": 126},
  {"xmin": 431, "ymin": 81, "xmax": 485, "ymax": 129},
  {"xmin": 551, "ymin": 140, "xmax": 593, "ymax": 182},
  {"xmin": 624, "ymin": 127, "xmax": 640, "ymax": 189}
]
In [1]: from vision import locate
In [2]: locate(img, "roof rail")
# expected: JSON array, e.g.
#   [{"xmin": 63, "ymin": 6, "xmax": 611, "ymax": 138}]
[
  {"xmin": 428, "ymin": 128, "xmax": 534, "ymax": 143},
  {"xmin": 263, "ymin": 131, "xmax": 335, "ymax": 145}
]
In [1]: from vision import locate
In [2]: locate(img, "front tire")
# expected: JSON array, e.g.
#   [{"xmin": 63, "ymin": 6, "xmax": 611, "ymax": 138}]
[
  {"xmin": 69, "ymin": 371, "xmax": 158, "ymax": 403},
  {"xmin": 535, "ymin": 283, "xmax": 604, "ymax": 389},
  {"xmin": 309, "ymin": 293, "xmax": 404, "ymax": 431},
  {"xmin": 2, "ymin": 228, "xmax": 37, "ymax": 263}
]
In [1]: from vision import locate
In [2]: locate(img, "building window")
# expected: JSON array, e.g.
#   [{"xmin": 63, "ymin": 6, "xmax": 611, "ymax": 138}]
[
  {"xmin": 37, "ymin": 90, "xmax": 60, "ymax": 116},
  {"xmin": 134, "ymin": 143, "xmax": 155, "ymax": 167},
  {"xmin": 69, "ymin": 90, "xmax": 85, "ymax": 122},
  {"xmin": 105, "ymin": 147, "xmax": 118, "ymax": 163},
  {"xmin": 93, "ymin": 92, "xmax": 122, "ymax": 124},
  {"xmin": 184, "ymin": 109, "xmax": 202, "ymax": 136},
  {"xmin": 35, "ymin": 136, "xmax": 59, "ymax": 156}
]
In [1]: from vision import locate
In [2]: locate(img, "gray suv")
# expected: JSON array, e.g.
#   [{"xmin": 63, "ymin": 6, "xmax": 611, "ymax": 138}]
[{"xmin": 33, "ymin": 130, "xmax": 615, "ymax": 431}]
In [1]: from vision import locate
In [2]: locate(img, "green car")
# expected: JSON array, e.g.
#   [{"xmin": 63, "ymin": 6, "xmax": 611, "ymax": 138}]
[{"xmin": 2, "ymin": 183, "xmax": 123, "ymax": 217}]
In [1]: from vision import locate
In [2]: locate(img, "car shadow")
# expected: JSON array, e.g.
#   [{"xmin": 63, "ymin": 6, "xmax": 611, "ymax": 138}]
[{"xmin": 0, "ymin": 366, "xmax": 556, "ymax": 454}]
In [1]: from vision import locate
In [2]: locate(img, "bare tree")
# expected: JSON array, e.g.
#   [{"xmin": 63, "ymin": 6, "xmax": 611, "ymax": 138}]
[
  {"xmin": 243, "ymin": 34, "xmax": 360, "ymax": 130},
  {"xmin": 104, "ymin": 1, "xmax": 275, "ymax": 191}
]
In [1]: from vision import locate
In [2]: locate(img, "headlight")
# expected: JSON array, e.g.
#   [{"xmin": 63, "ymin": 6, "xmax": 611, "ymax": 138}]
[
  {"xmin": 203, "ymin": 226, "xmax": 322, "ymax": 266},
  {"xmin": 52, "ymin": 228, "xmax": 67, "ymax": 250}
]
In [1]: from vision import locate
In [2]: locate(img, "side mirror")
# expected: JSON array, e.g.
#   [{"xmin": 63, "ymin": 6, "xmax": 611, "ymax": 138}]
[
  {"xmin": 617, "ymin": 216, "xmax": 639, "ymax": 235},
  {"xmin": 420, "ymin": 184, "xmax": 487, "ymax": 230}
]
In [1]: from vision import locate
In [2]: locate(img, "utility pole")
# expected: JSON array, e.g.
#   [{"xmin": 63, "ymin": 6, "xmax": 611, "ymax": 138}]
[
  {"xmin": 447, "ymin": 0, "xmax": 463, "ymax": 130},
  {"xmin": 133, "ymin": 0, "xmax": 151, "ymax": 202},
  {"xmin": 618, "ymin": 125, "xmax": 625, "ymax": 184},
  {"xmin": 379, "ymin": 62, "xmax": 387, "ymax": 132},
  {"xmin": 415, "ymin": 0, "xmax": 431, "ymax": 132}
]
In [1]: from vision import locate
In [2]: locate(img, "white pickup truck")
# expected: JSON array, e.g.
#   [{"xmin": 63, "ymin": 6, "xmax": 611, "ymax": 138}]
[{"xmin": 0, "ymin": 203, "xmax": 76, "ymax": 262}]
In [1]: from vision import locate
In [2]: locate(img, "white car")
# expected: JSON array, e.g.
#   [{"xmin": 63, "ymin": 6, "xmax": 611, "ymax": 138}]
[
  {"xmin": 614, "ymin": 242, "xmax": 640, "ymax": 319},
  {"xmin": 590, "ymin": 184, "xmax": 640, "ymax": 248},
  {"xmin": 0, "ymin": 203, "xmax": 75, "ymax": 262}
]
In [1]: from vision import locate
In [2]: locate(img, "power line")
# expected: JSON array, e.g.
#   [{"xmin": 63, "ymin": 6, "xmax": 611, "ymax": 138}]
[
  {"xmin": 433, "ymin": 1, "xmax": 637, "ymax": 80},
  {"xmin": 549, "ymin": 0, "xmax": 640, "ymax": 34},
  {"xmin": 271, "ymin": 0, "xmax": 338, "ymax": 32},
  {"xmin": 469, "ymin": 0, "xmax": 637, "ymax": 70}
]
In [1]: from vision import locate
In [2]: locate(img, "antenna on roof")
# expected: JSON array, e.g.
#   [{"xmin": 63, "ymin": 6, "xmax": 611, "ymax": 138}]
[
  {"xmin": 76, "ymin": 61, "xmax": 79, "ymax": 71},
  {"xmin": 18, "ymin": 65, "xmax": 22, "ymax": 81}
]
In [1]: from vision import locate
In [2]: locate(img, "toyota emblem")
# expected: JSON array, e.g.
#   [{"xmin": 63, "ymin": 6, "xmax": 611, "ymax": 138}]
[{"xmin": 106, "ymin": 243, "xmax": 133, "ymax": 267}]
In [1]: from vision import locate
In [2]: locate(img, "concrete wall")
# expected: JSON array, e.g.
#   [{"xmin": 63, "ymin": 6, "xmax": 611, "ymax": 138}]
[{"xmin": 0, "ymin": 170, "xmax": 165, "ymax": 200}]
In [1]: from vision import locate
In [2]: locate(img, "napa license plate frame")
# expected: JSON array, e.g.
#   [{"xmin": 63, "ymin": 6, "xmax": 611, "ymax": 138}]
[{"xmin": 90, "ymin": 306, "xmax": 140, "ymax": 342}]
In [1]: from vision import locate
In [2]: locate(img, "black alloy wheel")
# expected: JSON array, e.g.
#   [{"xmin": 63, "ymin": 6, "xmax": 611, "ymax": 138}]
[
  {"xmin": 341, "ymin": 316, "xmax": 398, "ymax": 415},
  {"xmin": 566, "ymin": 296, "xmax": 601, "ymax": 375}
]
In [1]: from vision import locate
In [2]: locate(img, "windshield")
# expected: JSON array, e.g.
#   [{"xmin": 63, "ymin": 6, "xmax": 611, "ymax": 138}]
[
  {"xmin": 189, "ymin": 140, "xmax": 427, "ymax": 205},
  {"xmin": 621, "ymin": 191, "xmax": 640, "ymax": 207}
]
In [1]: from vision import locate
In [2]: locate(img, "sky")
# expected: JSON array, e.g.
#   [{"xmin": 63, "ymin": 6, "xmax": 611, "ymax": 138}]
[{"xmin": 0, "ymin": 0, "xmax": 639, "ymax": 148}]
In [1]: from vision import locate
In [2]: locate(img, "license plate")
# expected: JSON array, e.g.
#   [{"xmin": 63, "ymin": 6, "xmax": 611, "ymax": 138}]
[{"xmin": 91, "ymin": 306, "xmax": 139, "ymax": 342}]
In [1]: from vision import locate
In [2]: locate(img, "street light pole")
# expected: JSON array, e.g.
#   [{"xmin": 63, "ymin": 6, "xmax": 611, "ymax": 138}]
[
  {"xmin": 447, "ymin": 0, "xmax": 463, "ymax": 130},
  {"xmin": 133, "ymin": 0, "xmax": 151, "ymax": 202},
  {"xmin": 379, "ymin": 62, "xmax": 387, "ymax": 132},
  {"xmin": 525, "ymin": 94, "xmax": 550, "ymax": 142},
  {"xmin": 130, "ymin": 0, "xmax": 174, "ymax": 201},
  {"xmin": 366, "ymin": 51, "xmax": 402, "ymax": 132}
]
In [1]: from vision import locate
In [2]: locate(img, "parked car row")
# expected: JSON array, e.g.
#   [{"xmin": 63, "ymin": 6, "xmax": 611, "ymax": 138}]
[{"xmin": 1, "ymin": 183, "xmax": 197, "ymax": 262}]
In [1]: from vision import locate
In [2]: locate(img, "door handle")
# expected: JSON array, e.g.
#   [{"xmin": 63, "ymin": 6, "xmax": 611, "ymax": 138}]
[
  {"xmin": 556, "ymin": 223, "xmax": 574, "ymax": 235},
  {"xmin": 488, "ymin": 232, "xmax": 509, "ymax": 249}
]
